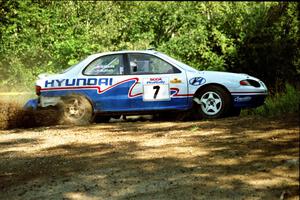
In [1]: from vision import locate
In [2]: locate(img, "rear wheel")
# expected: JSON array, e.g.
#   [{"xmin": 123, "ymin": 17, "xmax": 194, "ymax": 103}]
[
  {"xmin": 59, "ymin": 95, "xmax": 93, "ymax": 125},
  {"xmin": 194, "ymin": 85, "xmax": 231, "ymax": 119}
]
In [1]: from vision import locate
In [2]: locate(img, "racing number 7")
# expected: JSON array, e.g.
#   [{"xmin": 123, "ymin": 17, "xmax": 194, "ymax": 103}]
[{"xmin": 153, "ymin": 85, "xmax": 160, "ymax": 99}]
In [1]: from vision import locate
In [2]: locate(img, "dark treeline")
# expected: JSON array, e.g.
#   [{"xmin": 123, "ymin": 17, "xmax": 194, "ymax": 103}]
[{"xmin": 0, "ymin": 1, "xmax": 299, "ymax": 93}]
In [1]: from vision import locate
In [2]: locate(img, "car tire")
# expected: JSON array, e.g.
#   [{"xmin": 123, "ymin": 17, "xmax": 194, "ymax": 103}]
[
  {"xmin": 194, "ymin": 85, "xmax": 231, "ymax": 119},
  {"xmin": 59, "ymin": 95, "xmax": 93, "ymax": 125}
]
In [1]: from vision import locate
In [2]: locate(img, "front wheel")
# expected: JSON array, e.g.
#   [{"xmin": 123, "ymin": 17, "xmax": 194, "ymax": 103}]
[
  {"xmin": 59, "ymin": 95, "xmax": 93, "ymax": 125},
  {"xmin": 194, "ymin": 86, "xmax": 231, "ymax": 119}
]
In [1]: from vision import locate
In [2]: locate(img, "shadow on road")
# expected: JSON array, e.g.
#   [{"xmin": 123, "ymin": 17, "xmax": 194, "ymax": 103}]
[{"xmin": 0, "ymin": 114, "xmax": 299, "ymax": 199}]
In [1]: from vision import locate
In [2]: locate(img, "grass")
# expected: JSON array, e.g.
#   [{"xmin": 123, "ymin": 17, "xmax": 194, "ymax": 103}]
[{"xmin": 242, "ymin": 83, "xmax": 300, "ymax": 117}]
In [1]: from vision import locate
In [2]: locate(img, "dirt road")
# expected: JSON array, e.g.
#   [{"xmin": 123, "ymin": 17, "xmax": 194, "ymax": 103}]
[{"xmin": 0, "ymin": 114, "xmax": 299, "ymax": 200}]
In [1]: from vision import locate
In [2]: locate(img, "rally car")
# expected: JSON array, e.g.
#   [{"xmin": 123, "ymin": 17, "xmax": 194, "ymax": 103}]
[{"xmin": 24, "ymin": 50, "xmax": 268, "ymax": 124}]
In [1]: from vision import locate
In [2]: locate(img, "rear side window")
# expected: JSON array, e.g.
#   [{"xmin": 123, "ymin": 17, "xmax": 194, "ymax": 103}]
[
  {"xmin": 128, "ymin": 53, "xmax": 181, "ymax": 75},
  {"xmin": 83, "ymin": 54, "xmax": 124, "ymax": 75}
]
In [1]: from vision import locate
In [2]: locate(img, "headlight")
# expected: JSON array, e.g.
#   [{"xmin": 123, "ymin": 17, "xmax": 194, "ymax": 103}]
[
  {"xmin": 240, "ymin": 80, "xmax": 251, "ymax": 86},
  {"xmin": 240, "ymin": 79, "xmax": 261, "ymax": 87},
  {"xmin": 260, "ymin": 81, "xmax": 267, "ymax": 89}
]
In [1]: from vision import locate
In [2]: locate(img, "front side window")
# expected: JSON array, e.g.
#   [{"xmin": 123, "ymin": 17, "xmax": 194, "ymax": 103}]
[
  {"xmin": 128, "ymin": 53, "xmax": 180, "ymax": 75},
  {"xmin": 83, "ymin": 54, "xmax": 124, "ymax": 75}
]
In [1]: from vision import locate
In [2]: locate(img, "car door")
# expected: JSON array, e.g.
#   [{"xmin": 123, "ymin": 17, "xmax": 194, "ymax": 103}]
[
  {"xmin": 124, "ymin": 53, "xmax": 189, "ymax": 111},
  {"xmin": 79, "ymin": 53, "xmax": 133, "ymax": 112}
]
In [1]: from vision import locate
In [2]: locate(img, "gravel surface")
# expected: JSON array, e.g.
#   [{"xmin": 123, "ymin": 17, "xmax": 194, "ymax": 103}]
[{"xmin": 0, "ymin": 114, "xmax": 299, "ymax": 200}]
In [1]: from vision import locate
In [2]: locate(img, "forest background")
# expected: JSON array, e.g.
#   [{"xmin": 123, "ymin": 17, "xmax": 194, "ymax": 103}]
[{"xmin": 0, "ymin": 1, "xmax": 299, "ymax": 96}]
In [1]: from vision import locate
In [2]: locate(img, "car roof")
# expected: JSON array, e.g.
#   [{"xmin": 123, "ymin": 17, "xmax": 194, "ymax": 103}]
[
  {"xmin": 88, "ymin": 50, "xmax": 158, "ymax": 58},
  {"xmin": 75, "ymin": 50, "xmax": 198, "ymax": 73}
]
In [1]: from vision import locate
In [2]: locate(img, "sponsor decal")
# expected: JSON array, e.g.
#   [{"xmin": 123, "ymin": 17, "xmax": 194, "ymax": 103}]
[
  {"xmin": 145, "ymin": 77, "xmax": 166, "ymax": 85},
  {"xmin": 234, "ymin": 96, "xmax": 252, "ymax": 102},
  {"xmin": 170, "ymin": 78, "xmax": 182, "ymax": 84},
  {"xmin": 189, "ymin": 77, "xmax": 206, "ymax": 86},
  {"xmin": 44, "ymin": 78, "xmax": 113, "ymax": 88},
  {"xmin": 41, "ymin": 77, "xmax": 140, "ymax": 97}
]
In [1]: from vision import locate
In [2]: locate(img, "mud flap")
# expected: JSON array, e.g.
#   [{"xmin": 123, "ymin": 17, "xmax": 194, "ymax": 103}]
[{"xmin": 23, "ymin": 99, "xmax": 38, "ymax": 110}]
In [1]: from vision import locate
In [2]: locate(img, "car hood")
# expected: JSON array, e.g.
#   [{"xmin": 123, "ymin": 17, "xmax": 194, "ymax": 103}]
[{"xmin": 198, "ymin": 70, "xmax": 260, "ymax": 81}]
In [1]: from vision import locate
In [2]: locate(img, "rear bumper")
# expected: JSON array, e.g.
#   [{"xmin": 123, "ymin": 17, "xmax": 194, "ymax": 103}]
[
  {"xmin": 232, "ymin": 95, "xmax": 267, "ymax": 108},
  {"xmin": 23, "ymin": 98, "xmax": 39, "ymax": 110}
]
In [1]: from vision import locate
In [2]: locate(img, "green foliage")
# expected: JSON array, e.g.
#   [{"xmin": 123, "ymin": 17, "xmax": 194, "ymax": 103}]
[
  {"xmin": 229, "ymin": 2, "xmax": 300, "ymax": 93},
  {"xmin": 0, "ymin": 1, "xmax": 299, "ymax": 92},
  {"xmin": 242, "ymin": 83, "xmax": 300, "ymax": 117}
]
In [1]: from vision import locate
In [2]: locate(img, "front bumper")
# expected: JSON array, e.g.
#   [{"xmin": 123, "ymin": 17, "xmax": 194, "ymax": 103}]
[{"xmin": 232, "ymin": 95, "xmax": 267, "ymax": 108}]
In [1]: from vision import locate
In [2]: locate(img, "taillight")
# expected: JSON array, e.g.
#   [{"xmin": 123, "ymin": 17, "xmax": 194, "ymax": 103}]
[
  {"xmin": 35, "ymin": 85, "xmax": 41, "ymax": 96},
  {"xmin": 240, "ymin": 80, "xmax": 250, "ymax": 86}
]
